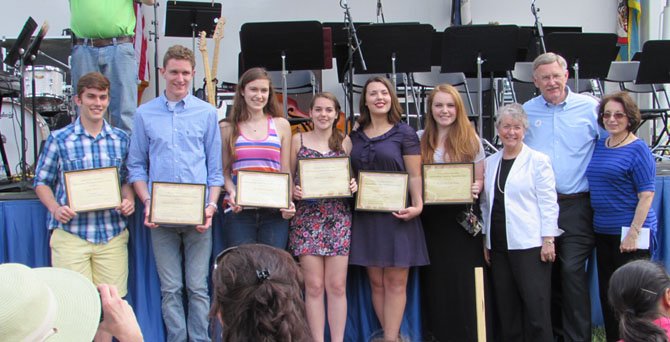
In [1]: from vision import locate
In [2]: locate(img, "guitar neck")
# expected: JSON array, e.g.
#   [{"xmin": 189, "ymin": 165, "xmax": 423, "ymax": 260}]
[
  {"xmin": 211, "ymin": 39, "xmax": 222, "ymax": 79},
  {"xmin": 201, "ymin": 53, "xmax": 216, "ymax": 106}
]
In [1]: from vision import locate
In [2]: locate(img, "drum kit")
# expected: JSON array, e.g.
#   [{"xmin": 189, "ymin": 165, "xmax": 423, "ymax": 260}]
[{"xmin": 1, "ymin": 17, "xmax": 74, "ymax": 188}]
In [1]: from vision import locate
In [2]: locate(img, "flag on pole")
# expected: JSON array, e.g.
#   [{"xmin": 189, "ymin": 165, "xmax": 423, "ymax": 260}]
[
  {"xmin": 451, "ymin": 0, "xmax": 472, "ymax": 26},
  {"xmin": 134, "ymin": 3, "xmax": 150, "ymax": 103},
  {"xmin": 616, "ymin": 0, "xmax": 641, "ymax": 61}
]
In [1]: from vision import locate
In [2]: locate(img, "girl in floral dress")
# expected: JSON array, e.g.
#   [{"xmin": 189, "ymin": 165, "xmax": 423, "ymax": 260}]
[{"xmin": 289, "ymin": 92, "xmax": 357, "ymax": 342}]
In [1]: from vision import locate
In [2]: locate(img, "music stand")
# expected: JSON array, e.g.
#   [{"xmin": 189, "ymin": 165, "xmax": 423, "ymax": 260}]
[
  {"xmin": 165, "ymin": 1, "xmax": 221, "ymax": 92},
  {"xmin": 442, "ymin": 25, "xmax": 519, "ymax": 141},
  {"xmin": 352, "ymin": 23, "xmax": 433, "ymax": 127},
  {"xmin": 545, "ymin": 33, "xmax": 618, "ymax": 91},
  {"xmin": 633, "ymin": 40, "xmax": 670, "ymax": 151},
  {"xmin": 322, "ymin": 22, "xmax": 371, "ymax": 84},
  {"xmin": 3, "ymin": 17, "xmax": 37, "ymax": 67},
  {"xmin": 240, "ymin": 21, "xmax": 324, "ymax": 118}
]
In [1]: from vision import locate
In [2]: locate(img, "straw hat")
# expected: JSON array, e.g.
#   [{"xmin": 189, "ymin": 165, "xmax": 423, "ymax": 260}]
[{"xmin": 0, "ymin": 263, "xmax": 101, "ymax": 341}]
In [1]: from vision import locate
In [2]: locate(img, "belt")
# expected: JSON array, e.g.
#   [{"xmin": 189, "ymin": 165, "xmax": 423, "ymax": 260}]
[
  {"xmin": 557, "ymin": 192, "xmax": 589, "ymax": 200},
  {"xmin": 74, "ymin": 36, "xmax": 134, "ymax": 47}
]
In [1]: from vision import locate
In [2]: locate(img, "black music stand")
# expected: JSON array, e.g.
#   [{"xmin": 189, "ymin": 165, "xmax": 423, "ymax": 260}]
[
  {"xmin": 634, "ymin": 40, "xmax": 670, "ymax": 151},
  {"xmin": 165, "ymin": 1, "xmax": 221, "ymax": 93},
  {"xmin": 239, "ymin": 21, "xmax": 324, "ymax": 119},
  {"xmin": 442, "ymin": 25, "xmax": 519, "ymax": 141},
  {"xmin": 352, "ymin": 24, "xmax": 433, "ymax": 128},
  {"xmin": 3, "ymin": 17, "xmax": 37, "ymax": 67},
  {"xmin": 545, "ymin": 33, "xmax": 618, "ymax": 92}
]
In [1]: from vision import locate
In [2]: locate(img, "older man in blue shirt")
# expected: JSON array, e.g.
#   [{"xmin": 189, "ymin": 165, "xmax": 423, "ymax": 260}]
[
  {"xmin": 523, "ymin": 52, "xmax": 602, "ymax": 342},
  {"xmin": 127, "ymin": 45, "xmax": 223, "ymax": 342}
]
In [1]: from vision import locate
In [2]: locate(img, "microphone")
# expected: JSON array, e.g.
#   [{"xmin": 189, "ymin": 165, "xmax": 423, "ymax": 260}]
[{"xmin": 377, "ymin": 0, "xmax": 381, "ymax": 16}]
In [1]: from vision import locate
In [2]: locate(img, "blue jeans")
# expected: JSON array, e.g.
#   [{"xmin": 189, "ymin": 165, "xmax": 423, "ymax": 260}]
[
  {"xmin": 150, "ymin": 226, "xmax": 212, "ymax": 342},
  {"xmin": 71, "ymin": 41, "xmax": 138, "ymax": 133},
  {"xmin": 222, "ymin": 208, "xmax": 289, "ymax": 249}
]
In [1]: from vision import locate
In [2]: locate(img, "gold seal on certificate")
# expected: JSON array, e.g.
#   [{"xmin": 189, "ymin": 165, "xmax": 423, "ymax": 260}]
[
  {"xmin": 355, "ymin": 171, "xmax": 408, "ymax": 212},
  {"xmin": 423, "ymin": 163, "xmax": 474, "ymax": 205},
  {"xmin": 298, "ymin": 157, "xmax": 352, "ymax": 199},
  {"xmin": 64, "ymin": 167, "xmax": 121, "ymax": 213},
  {"xmin": 150, "ymin": 182, "xmax": 206, "ymax": 225},
  {"xmin": 236, "ymin": 170, "xmax": 290, "ymax": 209}
]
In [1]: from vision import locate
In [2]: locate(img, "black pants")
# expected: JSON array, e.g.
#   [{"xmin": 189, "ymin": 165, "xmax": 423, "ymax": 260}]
[
  {"xmin": 552, "ymin": 196, "xmax": 595, "ymax": 342},
  {"xmin": 595, "ymin": 233, "xmax": 650, "ymax": 342},
  {"xmin": 491, "ymin": 247, "xmax": 553, "ymax": 341}
]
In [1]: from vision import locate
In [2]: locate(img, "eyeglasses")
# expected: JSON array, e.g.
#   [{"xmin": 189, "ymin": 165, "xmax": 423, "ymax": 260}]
[{"xmin": 602, "ymin": 112, "xmax": 626, "ymax": 120}]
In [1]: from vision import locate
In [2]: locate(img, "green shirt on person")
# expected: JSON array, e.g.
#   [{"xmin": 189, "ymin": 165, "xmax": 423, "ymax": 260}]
[{"xmin": 70, "ymin": 0, "xmax": 136, "ymax": 39}]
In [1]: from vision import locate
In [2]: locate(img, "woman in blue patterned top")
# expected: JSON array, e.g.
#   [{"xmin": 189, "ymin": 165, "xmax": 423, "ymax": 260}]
[{"xmin": 585, "ymin": 91, "xmax": 657, "ymax": 342}]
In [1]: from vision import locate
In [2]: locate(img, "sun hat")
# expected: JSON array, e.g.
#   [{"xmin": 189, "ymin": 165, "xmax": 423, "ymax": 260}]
[{"xmin": 0, "ymin": 263, "xmax": 101, "ymax": 341}]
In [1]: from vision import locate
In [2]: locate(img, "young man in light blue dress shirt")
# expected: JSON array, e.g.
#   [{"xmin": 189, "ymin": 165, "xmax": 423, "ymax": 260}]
[
  {"xmin": 523, "ymin": 52, "xmax": 603, "ymax": 342},
  {"xmin": 127, "ymin": 45, "xmax": 223, "ymax": 342}
]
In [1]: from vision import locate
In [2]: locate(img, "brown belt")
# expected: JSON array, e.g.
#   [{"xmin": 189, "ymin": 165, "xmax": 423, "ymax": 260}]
[
  {"xmin": 557, "ymin": 192, "xmax": 589, "ymax": 200},
  {"xmin": 74, "ymin": 36, "xmax": 134, "ymax": 47}
]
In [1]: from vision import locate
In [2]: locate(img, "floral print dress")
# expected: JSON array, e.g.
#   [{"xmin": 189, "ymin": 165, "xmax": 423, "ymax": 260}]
[{"xmin": 288, "ymin": 142, "xmax": 352, "ymax": 256}]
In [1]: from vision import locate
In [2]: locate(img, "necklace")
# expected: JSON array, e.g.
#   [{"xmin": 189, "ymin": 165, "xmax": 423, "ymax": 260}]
[
  {"xmin": 496, "ymin": 159, "xmax": 505, "ymax": 194},
  {"xmin": 607, "ymin": 131, "xmax": 630, "ymax": 148}
]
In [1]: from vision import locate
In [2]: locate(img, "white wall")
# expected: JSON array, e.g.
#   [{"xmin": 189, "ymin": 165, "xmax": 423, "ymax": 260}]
[{"xmin": 5, "ymin": 0, "xmax": 658, "ymax": 106}]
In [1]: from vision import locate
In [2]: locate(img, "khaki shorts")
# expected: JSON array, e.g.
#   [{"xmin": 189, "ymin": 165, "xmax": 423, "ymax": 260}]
[{"xmin": 50, "ymin": 228, "xmax": 129, "ymax": 296}]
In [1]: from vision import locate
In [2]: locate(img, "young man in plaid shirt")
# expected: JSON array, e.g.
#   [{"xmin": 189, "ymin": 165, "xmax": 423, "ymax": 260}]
[{"xmin": 34, "ymin": 72, "xmax": 135, "ymax": 301}]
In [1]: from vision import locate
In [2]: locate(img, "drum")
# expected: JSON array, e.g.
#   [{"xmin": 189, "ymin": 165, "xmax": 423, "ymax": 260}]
[
  {"xmin": 23, "ymin": 65, "xmax": 66, "ymax": 113},
  {"xmin": 0, "ymin": 99, "xmax": 50, "ymax": 178}
]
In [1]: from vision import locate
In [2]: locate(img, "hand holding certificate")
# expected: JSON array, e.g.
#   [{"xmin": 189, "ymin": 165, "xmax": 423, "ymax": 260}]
[
  {"xmin": 423, "ymin": 163, "xmax": 474, "ymax": 205},
  {"xmin": 356, "ymin": 171, "xmax": 408, "ymax": 212},
  {"xmin": 298, "ymin": 157, "xmax": 352, "ymax": 199},
  {"xmin": 64, "ymin": 167, "xmax": 121, "ymax": 212},
  {"xmin": 236, "ymin": 170, "xmax": 290, "ymax": 209},
  {"xmin": 150, "ymin": 182, "xmax": 206, "ymax": 225}
]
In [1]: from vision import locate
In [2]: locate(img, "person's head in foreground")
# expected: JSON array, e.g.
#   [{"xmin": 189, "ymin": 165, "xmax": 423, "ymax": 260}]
[
  {"xmin": 0, "ymin": 263, "xmax": 101, "ymax": 341},
  {"xmin": 210, "ymin": 244, "xmax": 310, "ymax": 342},
  {"xmin": 609, "ymin": 260, "xmax": 670, "ymax": 342}
]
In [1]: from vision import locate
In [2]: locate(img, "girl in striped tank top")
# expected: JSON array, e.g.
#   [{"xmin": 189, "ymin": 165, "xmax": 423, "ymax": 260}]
[{"xmin": 220, "ymin": 67, "xmax": 295, "ymax": 249}]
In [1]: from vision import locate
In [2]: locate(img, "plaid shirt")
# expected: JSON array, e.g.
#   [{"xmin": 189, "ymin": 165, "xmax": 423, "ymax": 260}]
[{"xmin": 34, "ymin": 118, "xmax": 130, "ymax": 243}]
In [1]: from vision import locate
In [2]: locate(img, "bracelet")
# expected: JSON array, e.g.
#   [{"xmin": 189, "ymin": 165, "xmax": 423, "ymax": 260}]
[
  {"xmin": 143, "ymin": 198, "xmax": 151, "ymax": 204},
  {"xmin": 205, "ymin": 201, "xmax": 218, "ymax": 212},
  {"xmin": 543, "ymin": 239, "xmax": 554, "ymax": 245}
]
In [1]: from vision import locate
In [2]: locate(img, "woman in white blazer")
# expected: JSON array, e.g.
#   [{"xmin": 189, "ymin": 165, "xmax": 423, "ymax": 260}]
[{"xmin": 480, "ymin": 103, "xmax": 562, "ymax": 341}]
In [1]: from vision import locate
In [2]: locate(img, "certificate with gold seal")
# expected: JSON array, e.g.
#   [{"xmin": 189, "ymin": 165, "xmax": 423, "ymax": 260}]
[
  {"xmin": 298, "ymin": 157, "xmax": 352, "ymax": 199},
  {"xmin": 423, "ymin": 163, "xmax": 474, "ymax": 205},
  {"xmin": 236, "ymin": 170, "xmax": 290, "ymax": 209},
  {"xmin": 64, "ymin": 167, "xmax": 121, "ymax": 213},
  {"xmin": 150, "ymin": 182, "xmax": 206, "ymax": 225},
  {"xmin": 355, "ymin": 171, "xmax": 408, "ymax": 212}
]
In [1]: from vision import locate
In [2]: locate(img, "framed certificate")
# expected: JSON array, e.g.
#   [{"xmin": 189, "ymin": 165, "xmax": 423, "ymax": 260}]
[
  {"xmin": 423, "ymin": 163, "xmax": 474, "ymax": 205},
  {"xmin": 64, "ymin": 167, "xmax": 121, "ymax": 213},
  {"xmin": 236, "ymin": 170, "xmax": 290, "ymax": 209},
  {"xmin": 298, "ymin": 157, "xmax": 352, "ymax": 199},
  {"xmin": 355, "ymin": 171, "xmax": 408, "ymax": 212},
  {"xmin": 150, "ymin": 182, "xmax": 206, "ymax": 225}
]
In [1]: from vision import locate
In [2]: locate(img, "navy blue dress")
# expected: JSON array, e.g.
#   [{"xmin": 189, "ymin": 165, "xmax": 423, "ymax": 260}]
[{"xmin": 348, "ymin": 122, "xmax": 430, "ymax": 267}]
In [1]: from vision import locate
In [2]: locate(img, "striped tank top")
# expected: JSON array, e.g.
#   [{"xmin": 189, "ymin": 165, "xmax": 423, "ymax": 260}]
[{"xmin": 232, "ymin": 116, "xmax": 282, "ymax": 175}]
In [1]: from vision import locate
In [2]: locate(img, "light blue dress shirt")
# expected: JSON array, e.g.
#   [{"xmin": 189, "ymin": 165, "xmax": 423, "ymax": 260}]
[
  {"xmin": 523, "ymin": 88, "xmax": 603, "ymax": 194},
  {"xmin": 127, "ymin": 93, "xmax": 224, "ymax": 194}
]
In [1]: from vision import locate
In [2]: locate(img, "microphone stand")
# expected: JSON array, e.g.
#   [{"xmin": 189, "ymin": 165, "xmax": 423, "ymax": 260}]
[
  {"xmin": 341, "ymin": 0, "xmax": 367, "ymax": 133},
  {"xmin": 531, "ymin": 0, "xmax": 547, "ymax": 55},
  {"xmin": 376, "ymin": 0, "xmax": 385, "ymax": 24}
]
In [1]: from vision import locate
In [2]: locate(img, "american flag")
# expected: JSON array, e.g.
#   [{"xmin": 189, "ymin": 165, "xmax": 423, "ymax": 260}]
[{"xmin": 134, "ymin": 3, "xmax": 150, "ymax": 103}]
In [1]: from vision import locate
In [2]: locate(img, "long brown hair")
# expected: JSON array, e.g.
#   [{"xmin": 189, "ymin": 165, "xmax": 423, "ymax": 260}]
[
  {"xmin": 420, "ymin": 84, "xmax": 480, "ymax": 163},
  {"xmin": 310, "ymin": 92, "xmax": 344, "ymax": 152},
  {"xmin": 224, "ymin": 67, "xmax": 282, "ymax": 171},
  {"xmin": 210, "ymin": 244, "xmax": 311, "ymax": 342},
  {"xmin": 357, "ymin": 76, "xmax": 403, "ymax": 129}
]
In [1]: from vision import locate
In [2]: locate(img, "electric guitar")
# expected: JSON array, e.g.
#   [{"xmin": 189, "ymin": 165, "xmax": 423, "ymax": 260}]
[{"xmin": 197, "ymin": 31, "xmax": 216, "ymax": 107}]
